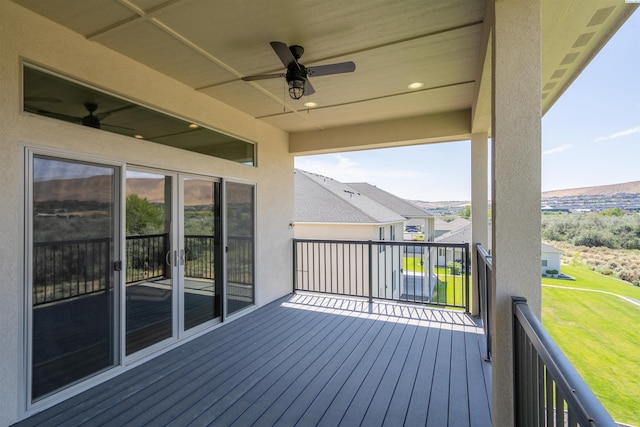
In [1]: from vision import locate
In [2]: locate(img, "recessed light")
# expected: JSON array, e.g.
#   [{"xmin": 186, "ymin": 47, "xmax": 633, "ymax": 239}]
[
  {"xmin": 304, "ymin": 102, "xmax": 318, "ymax": 108},
  {"xmin": 408, "ymin": 82, "xmax": 424, "ymax": 90},
  {"xmin": 134, "ymin": 134, "xmax": 144, "ymax": 139},
  {"xmin": 189, "ymin": 123, "xmax": 199, "ymax": 129}
]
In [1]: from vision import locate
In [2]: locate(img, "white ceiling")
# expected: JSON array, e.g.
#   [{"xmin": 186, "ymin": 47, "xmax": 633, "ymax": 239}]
[{"xmin": 13, "ymin": 0, "xmax": 638, "ymax": 137}]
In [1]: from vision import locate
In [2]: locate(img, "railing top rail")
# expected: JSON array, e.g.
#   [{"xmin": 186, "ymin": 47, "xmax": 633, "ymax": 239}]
[
  {"xmin": 512, "ymin": 297, "xmax": 617, "ymax": 427},
  {"xmin": 34, "ymin": 237, "xmax": 112, "ymax": 246},
  {"xmin": 293, "ymin": 238, "xmax": 469, "ymax": 248},
  {"xmin": 475, "ymin": 243, "xmax": 492, "ymax": 265}
]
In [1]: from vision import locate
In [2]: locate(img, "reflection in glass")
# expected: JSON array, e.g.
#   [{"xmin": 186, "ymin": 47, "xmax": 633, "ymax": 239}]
[
  {"xmin": 24, "ymin": 66, "xmax": 255, "ymax": 166},
  {"xmin": 31, "ymin": 156, "xmax": 116, "ymax": 401},
  {"xmin": 226, "ymin": 182, "xmax": 255, "ymax": 315},
  {"xmin": 183, "ymin": 179, "xmax": 221, "ymax": 329},
  {"xmin": 125, "ymin": 172, "xmax": 173, "ymax": 355}
]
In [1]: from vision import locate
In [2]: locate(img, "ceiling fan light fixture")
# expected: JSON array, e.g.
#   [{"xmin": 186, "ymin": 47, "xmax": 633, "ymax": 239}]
[{"xmin": 288, "ymin": 78, "xmax": 305, "ymax": 99}]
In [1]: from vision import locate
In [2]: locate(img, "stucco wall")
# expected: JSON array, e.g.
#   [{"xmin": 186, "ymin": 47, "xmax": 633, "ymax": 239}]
[{"xmin": 0, "ymin": 2, "xmax": 293, "ymax": 424}]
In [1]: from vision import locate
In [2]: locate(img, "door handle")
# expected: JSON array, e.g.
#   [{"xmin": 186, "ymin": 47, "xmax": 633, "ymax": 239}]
[
  {"xmin": 180, "ymin": 249, "xmax": 185, "ymax": 265},
  {"xmin": 166, "ymin": 250, "xmax": 173, "ymax": 266}
]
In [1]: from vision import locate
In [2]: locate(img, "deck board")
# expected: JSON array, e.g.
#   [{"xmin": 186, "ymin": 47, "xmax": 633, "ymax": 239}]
[{"xmin": 15, "ymin": 293, "xmax": 491, "ymax": 427}]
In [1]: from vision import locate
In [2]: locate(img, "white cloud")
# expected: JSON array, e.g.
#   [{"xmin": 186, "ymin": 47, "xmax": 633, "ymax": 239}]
[
  {"xmin": 595, "ymin": 126, "xmax": 640, "ymax": 142},
  {"xmin": 542, "ymin": 144, "xmax": 573, "ymax": 156}
]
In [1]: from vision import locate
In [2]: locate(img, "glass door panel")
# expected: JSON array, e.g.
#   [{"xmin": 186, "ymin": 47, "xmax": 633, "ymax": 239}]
[
  {"xmin": 31, "ymin": 156, "xmax": 117, "ymax": 401},
  {"xmin": 182, "ymin": 178, "xmax": 221, "ymax": 330},
  {"xmin": 125, "ymin": 171, "xmax": 174, "ymax": 355},
  {"xmin": 225, "ymin": 182, "xmax": 255, "ymax": 315}
]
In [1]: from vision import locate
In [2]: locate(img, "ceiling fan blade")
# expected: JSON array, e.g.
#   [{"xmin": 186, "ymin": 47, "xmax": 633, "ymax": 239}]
[
  {"xmin": 270, "ymin": 41, "xmax": 300, "ymax": 69},
  {"xmin": 102, "ymin": 123, "xmax": 136, "ymax": 131},
  {"xmin": 36, "ymin": 109, "xmax": 82, "ymax": 124},
  {"xmin": 307, "ymin": 61, "xmax": 356, "ymax": 77},
  {"xmin": 304, "ymin": 79, "xmax": 316, "ymax": 96},
  {"xmin": 242, "ymin": 73, "xmax": 285, "ymax": 81},
  {"xmin": 25, "ymin": 96, "xmax": 63, "ymax": 103}
]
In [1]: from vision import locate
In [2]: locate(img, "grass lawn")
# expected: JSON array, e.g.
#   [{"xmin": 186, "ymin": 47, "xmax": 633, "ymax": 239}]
[
  {"xmin": 542, "ymin": 264, "xmax": 640, "ymax": 425},
  {"xmin": 403, "ymin": 257, "xmax": 467, "ymax": 307}
]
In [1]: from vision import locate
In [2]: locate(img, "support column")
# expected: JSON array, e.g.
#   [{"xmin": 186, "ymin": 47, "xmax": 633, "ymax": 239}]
[
  {"xmin": 491, "ymin": 0, "xmax": 542, "ymax": 425},
  {"xmin": 471, "ymin": 132, "xmax": 489, "ymax": 317}
]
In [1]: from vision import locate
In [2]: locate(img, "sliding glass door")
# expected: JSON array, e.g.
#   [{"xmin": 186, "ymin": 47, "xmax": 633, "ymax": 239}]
[
  {"xmin": 182, "ymin": 178, "xmax": 221, "ymax": 330},
  {"xmin": 125, "ymin": 171, "xmax": 222, "ymax": 356},
  {"xmin": 125, "ymin": 171, "xmax": 175, "ymax": 355},
  {"xmin": 27, "ymin": 157, "xmax": 250, "ymax": 403},
  {"xmin": 225, "ymin": 181, "xmax": 255, "ymax": 316},
  {"xmin": 30, "ymin": 155, "xmax": 119, "ymax": 401}
]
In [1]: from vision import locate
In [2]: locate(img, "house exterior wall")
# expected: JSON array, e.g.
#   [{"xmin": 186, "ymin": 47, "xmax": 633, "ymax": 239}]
[
  {"xmin": 541, "ymin": 252, "xmax": 561, "ymax": 275},
  {"xmin": 0, "ymin": 3, "xmax": 293, "ymax": 424},
  {"xmin": 294, "ymin": 222, "xmax": 405, "ymax": 298},
  {"xmin": 294, "ymin": 222, "xmax": 380, "ymax": 240}
]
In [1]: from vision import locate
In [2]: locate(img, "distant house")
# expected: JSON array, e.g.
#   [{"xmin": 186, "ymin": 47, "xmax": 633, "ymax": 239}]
[
  {"xmin": 434, "ymin": 220, "xmax": 473, "ymax": 266},
  {"xmin": 294, "ymin": 169, "xmax": 436, "ymax": 300},
  {"xmin": 434, "ymin": 218, "xmax": 564, "ymax": 276},
  {"xmin": 541, "ymin": 243, "xmax": 563, "ymax": 276},
  {"xmin": 346, "ymin": 182, "xmax": 435, "ymax": 241},
  {"xmin": 434, "ymin": 218, "xmax": 471, "ymax": 238},
  {"xmin": 294, "ymin": 169, "xmax": 406, "ymax": 241}
]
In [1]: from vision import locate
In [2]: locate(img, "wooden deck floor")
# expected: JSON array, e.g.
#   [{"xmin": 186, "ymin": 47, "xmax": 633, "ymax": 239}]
[{"xmin": 16, "ymin": 293, "xmax": 491, "ymax": 426}]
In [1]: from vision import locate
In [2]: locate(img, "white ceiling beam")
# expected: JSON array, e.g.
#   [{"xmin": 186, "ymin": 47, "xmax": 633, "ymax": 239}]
[{"xmin": 289, "ymin": 109, "xmax": 471, "ymax": 155}]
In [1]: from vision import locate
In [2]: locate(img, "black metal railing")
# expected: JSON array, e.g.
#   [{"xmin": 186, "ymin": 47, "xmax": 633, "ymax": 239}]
[
  {"xmin": 126, "ymin": 233, "xmax": 168, "ymax": 283},
  {"xmin": 184, "ymin": 235, "xmax": 215, "ymax": 280},
  {"xmin": 513, "ymin": 297, "xmax": 617, "ymax": 427},
  {"xmin": 476, "ymin": 243, "xmax": 492, "ymax": 361},
  {"xmin": 33, "ymin": 237, "xmax": 113, "ymax": 306},
  {"xmin": 227, "ymin": 235, "xmax": 253, "ymax": 286},
  {"xmin": 33, "ymin": 234, "xmax": 225, "ymax": 306},
  {"xmin": 293, "ymin": 239, "xmax": 470, "ymax": 310}
]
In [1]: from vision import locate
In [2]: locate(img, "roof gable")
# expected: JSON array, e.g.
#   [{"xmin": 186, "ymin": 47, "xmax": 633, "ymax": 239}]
[
  {"xmin": 295, "ymin": 170, "xmax": 406, "ymax": 224},
  {"xmin": 347, "ymin": 182, "xmax": 434, "ymax": 218}
]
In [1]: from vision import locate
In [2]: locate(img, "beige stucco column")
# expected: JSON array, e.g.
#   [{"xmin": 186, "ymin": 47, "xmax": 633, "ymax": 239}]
[
  {"xmin": 471, "ymin": 132, "xmax": 489, "ymax": 317},
  {"xmin": 491, "ymin": 0, "xmax": 542, "ymax": 425}
]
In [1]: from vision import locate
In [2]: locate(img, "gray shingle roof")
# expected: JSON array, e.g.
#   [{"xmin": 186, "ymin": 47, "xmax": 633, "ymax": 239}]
[
  {"xmin": 347, "ymin": 183, "xmax": 434, "ymax": 218},
  {"xmin": 295, "ymin": 170, "xmax": 406, "ymax": 224}
]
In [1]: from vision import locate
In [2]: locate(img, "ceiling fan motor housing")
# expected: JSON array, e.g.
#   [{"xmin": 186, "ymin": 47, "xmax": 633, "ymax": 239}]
[{"xmin": 286, "ymin": 64, "xmax": 308, "ymax": 84}]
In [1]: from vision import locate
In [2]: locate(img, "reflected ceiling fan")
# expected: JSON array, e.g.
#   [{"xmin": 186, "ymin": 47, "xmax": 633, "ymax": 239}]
[
  {"xmin": 31, "ymin": 102, "xmax": 134, "ymax": 130},
  {"xmin": 242, "ymin": 42, "xmax": 356, "ymax": 99}
]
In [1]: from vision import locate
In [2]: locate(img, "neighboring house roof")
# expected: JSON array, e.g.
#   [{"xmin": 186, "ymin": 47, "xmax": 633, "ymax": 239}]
[
  {"xmin": 435, "ymin": 223, "xmax": 472, "ymax": 243},
  {"xmin": 434, "ymin": 218, "xmax": 471, "ymax": 232},
  {"xmin": 295, "ymin": 170, "xmax": 406, "ymax": 224},
  {"xmin": 346, "ymin": 182, "xmax": 434, "ymax": 218},
  {"xmin": 541, "ymin": 243, "xmax": 563, "ymax": 254}
]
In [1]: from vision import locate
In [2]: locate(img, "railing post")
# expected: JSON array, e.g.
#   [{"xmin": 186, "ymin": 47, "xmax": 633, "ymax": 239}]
[
  {"xmin": 292, "ymin": 238, "xmax": 297, "ymax": 294},
  {"xmin": 512, "ymin": 296, "xmax": 527, "ymax": 427},
  {"xmin": 368, "ymin": 240, "xmax": 373, "ymax": 304},
  {"xmin": 464, "ymin": 243, "xmax": 470, "ymax": 313}
]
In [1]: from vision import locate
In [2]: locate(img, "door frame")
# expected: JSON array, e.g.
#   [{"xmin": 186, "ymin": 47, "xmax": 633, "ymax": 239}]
[
  {"xmin": 23, "ymin": 147, "xmax": 124, "ymax": 412},
  {"xmin": 222, "ymin": 178, "xmax": 257, "ymax": 320}
]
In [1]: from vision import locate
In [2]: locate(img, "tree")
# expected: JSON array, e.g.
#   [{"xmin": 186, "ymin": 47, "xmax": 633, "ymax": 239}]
[
  {"xmin": 599, "ymin": 207, "xmax": 624, "ymax": 217},
  {"xmin": 459, "ymin": 205, "xmax": 471, "ymax": 219},
  {"xmin": 126, "ymin": 194, "xmax": 164, "ymax": 235}
]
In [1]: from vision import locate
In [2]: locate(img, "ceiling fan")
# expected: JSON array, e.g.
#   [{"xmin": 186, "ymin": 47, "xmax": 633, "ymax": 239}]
[
  {"xmin": 30, "ymin": 102, "xmax": 134, "ymax": 130},
  {"xmin": 242, "ymin": 42, "xmax": 356, "ymax": 99}
]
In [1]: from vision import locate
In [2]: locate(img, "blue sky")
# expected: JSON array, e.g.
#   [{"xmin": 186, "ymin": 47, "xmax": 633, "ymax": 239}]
[{"xmin": 295, "ymin": 10, "xmax": 639, "ymax": 202}]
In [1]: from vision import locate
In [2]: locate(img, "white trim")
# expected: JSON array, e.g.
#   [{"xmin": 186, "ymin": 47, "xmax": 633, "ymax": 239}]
[{"xmin": 23, "ymin": 147, "xmax": 125, "ymax": 417}]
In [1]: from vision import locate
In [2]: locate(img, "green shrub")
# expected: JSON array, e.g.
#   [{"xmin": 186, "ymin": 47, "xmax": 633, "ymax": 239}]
[{"xmin": 447, "ymin": 261, "xmax": 462, "ymax": 275}]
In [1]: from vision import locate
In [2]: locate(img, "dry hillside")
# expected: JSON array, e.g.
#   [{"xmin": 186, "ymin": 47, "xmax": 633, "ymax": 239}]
[{"xmin": 542, "ymin": 181, "xmax": 640, "ymax": 198}]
